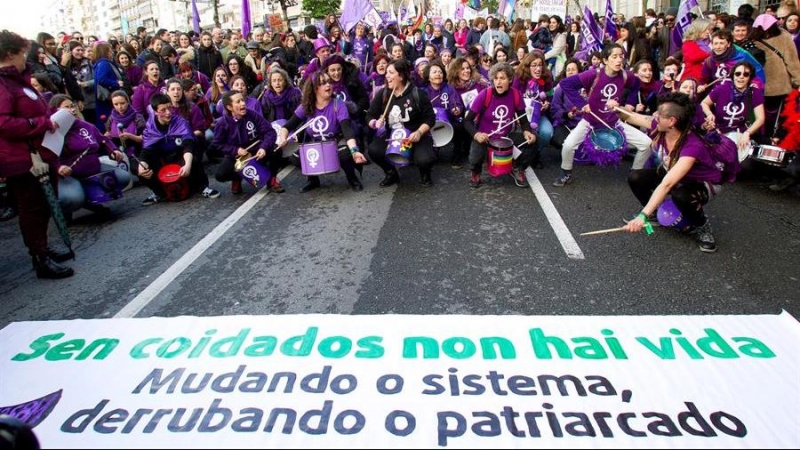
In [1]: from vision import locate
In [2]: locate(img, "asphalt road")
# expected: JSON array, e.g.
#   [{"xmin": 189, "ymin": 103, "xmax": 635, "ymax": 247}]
[{"xmin": 1, "ymin": 154, "xmax": 798, "ymax": 329}]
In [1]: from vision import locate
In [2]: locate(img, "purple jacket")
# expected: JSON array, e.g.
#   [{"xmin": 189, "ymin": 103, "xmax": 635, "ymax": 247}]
[
  {"xmin": 551, "ymin": 85, "xmax": 581, "ymax": 128},
  {"xmin": 123, "ymin": 64, "xmax": 143, "ymax": 87},
  {"xmin": 60, "ymin": 119, "xmax": 116, "ymax": 178},
  {"xmin": 132, "ymin": 80, "xmax": 165, "ymax": 118},
  {"xmin": 0, "ymin": 64, "xmax": 58, "ymax": 177},
  {"xmin": 212, "ymin": 109, "xmax": 276, "ymax": 157}
]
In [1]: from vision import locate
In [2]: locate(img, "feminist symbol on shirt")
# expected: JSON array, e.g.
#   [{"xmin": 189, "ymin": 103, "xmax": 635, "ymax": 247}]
[
  {"xmin": 723, "ymin": 102, "xmax": 745, "ymax": 129},
  {"xmin": 79, "ymin": 128, "xmax": 95, "ymax": 145},
  {"xmin": 600, "ymin": 84, "xmax": 618, "ymax": 112},
  {"xmin": 246, "ymin": 121, "xmax": 256, "ymax": 140},
  {"xmin": 310, "ymin": 116, "xmax": 330, "ymax": 140},
  {"xmin": 492, "ymin": 105, "xmax": 510, "ymax": 134},
  {"xmin": 715, "ymin": 64, "xmax": 729, "ymax": 80},
  {"xmin": 440, "ymin": 93, "xmax": 449, "ymax": 109}
]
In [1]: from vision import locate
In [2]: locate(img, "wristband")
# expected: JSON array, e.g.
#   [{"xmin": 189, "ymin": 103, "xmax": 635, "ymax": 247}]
[
  {"xmin": 637, "ymin": 213, "xmax": 654, "ymax": 235},
  {"xmin": 349, "ymin": 147, "xmax": 359, "ymax": 155}
]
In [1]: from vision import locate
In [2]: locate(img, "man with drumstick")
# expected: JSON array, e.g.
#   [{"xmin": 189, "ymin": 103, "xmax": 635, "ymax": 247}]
[
  {"xmin": 463, "ymin": 62, "xmax": 537, "ymax": 189},
  {"xmin": 552, "ymin": 43, "xmax": 652, "ymax": 187},
  {"xmin": 137, "ymin": 94, "xmax": 220, "ymax": 205}
]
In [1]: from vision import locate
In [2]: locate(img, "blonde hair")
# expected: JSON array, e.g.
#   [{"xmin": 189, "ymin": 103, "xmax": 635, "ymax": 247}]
[{"xmin": 683, "ymin": 18, "xmax": 712, "ymax": 42}]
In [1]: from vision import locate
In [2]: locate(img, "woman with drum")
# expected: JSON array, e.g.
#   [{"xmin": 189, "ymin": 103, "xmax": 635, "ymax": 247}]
[
  {"xmin": 620, "ymin": 92, "xmax": 723, "ymax": 253},
  {"xmin": 513, "ymin": 51, "xmax": 554, "ymax": 168},
  {"xmin": 701, "ymin": 61, "xmax": 766, "ymax": 161},
  {"xmin": 214, "ymin": 91, "xmax": 283, "ymax": 195},
  {"xmin": 277, "ymin": 71, "xmax": 367, "ymax": 192},
  {"xmin": 366, "ymin": 59, "xmax": 436, "ymax": 188},
  {"xmin": 50, "ymin": 95, "xmax": 128, "ymax": 219},
  {"xmin": 424, "ymin": 60, "xmax": 464, "ymax": 167},
  {"xmin": 260, "ymin": 67, "xmax": 302, "ymax": 123},
  {"xmin": 552, "ymin": 43, "xmax": 653, "ymax": 187},
  {"xmin": 551, "ymin": 59, "xmax": 584, "ymax": 150},
  {"xmin": 448, "ymin": 57, "xmax": 489, "ymax": 168},
  {"xmin": 464, "ymin": 62, "xmax": 538, "ymax": 189}
]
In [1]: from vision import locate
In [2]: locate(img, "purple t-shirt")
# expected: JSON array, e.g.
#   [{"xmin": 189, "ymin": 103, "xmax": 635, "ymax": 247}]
[
  {"xmin": 469, "ymin": 87, "xmax": 525, "ymax": 136},
  {"xmin": 424, "ymin": 84, "xmax": 464, "ymax": 120},
  {"xmin": 707, "ymin": 80, "xmax": 764, "ymax": 134},
  {"xmin": 294, "ymin": 100, "xmax": 349, "ymax": 141},
  {"xmin": 560, "ymin": 69, "xmax": 639, "ymax": 128},
  {"xmin": 649, "ymin": 119, "xmax": 721, "ymax": 184}
]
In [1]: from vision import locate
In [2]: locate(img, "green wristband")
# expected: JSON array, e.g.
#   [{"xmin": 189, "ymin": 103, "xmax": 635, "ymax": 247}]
[{"xmin": 637, "ymin": 213, "xmax": 654, "ymax": 236}]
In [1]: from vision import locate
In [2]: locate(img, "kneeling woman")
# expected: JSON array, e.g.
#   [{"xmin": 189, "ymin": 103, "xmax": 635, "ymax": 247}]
[
  {"xmin": 621, "ymin": 92, "xmax": 723, "ymax": 253},
  {"xmin": 277, "ymin": 71, "xmax": 367, "ymax": 192},
  {"xmin": 366, "ymin": 59, "xmax": 437, "ymax": 187},
  {"xmin": 213, "ymin": 91, "xmax": 283, "ymax": 194},
  {"xmin": 50, "ymin": 95, "xmax": 128, "ymax": 217}
]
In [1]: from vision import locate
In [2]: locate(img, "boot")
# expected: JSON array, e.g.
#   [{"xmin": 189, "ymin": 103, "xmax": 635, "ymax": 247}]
[
  {"xmin": 469, "ymin": 171, "xmax": 482, "ymax": 189},
  {"xmin": 300, "ymin": 176, "xmax": 321, "ymax": 193},
  {"xmin": 379, "ymin": 169, "xmax": 399, "ymax": 187},
  {"xmin": 32, "ymin": 255, "xmax": 74, "ymax": 279},
  {"xmin": 47, "ymin": 244, "xmax": 75, "ymax": 263},
  {"xmin": 420, "ymin": 171, "xmax": 433, "ymax": 187}
]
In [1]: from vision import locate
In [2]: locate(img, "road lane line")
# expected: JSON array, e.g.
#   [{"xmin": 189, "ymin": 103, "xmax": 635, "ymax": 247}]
[
  {"xmin": 525, "ymin": 167, "xmax": 585, "ymax": 260},
  {"xmin": 114, "ymin": 166, "xmax": 295, "ymax": 318}
]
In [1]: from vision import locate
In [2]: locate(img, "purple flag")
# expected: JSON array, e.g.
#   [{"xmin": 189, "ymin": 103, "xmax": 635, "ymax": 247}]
[
  {"xmin": 671, "ymin": 0, "xmax": 699, "ymax": 51},
  {"xmin": 241, "ymin": 0, "xmax": 252, "ymax": 41},
  {"xmin": 341, "ymin": 0, "xmax": 375, "ymax": 34},
  {"xmin": 604, "ymin": 0, "xmax": 617, "ymax": 41},
  {"xmin": 581, "ymin": 5, "xmax": 603, "ymax": 53},
  {"xmin": 191, "ymin": 0, "xmax": 201, "ymax": 34}
]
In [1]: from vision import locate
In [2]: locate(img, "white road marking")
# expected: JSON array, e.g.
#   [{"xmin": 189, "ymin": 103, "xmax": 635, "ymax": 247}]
[
  {"xmin": 113, "ymin": 166, "xmax": 295, "ymax": 318},
  {"xmin": 525, "ymin": 168, "xmax": 585, "ymax": 260}
]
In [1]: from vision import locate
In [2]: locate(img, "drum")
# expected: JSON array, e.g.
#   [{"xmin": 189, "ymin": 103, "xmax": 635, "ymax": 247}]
[
  {"xmin": 299, "ymin": 140, "xmax": 340, "ymax": 176},
  {"xmin": 431, "ymin": 107, "xmax": 454, "ymax": 148},
  {"xmin": 157, "ymin": 163, "xmax": 190, "ymax": 202},
  {"xmin": 486, "ymin": 137, "xmax": 514, "ymax": 177},
  {"xmin": 386, "ymin": 127, "xmax": 412, "ymax": 167},
  {"xmin": 657, "ymin": 198, "xmax": 692, "ymax": 232},
  {"xmin": 81, "ymin": 170, "xmax": 123, "ymax": 204},
  {"xmin": 583, "ymin": 125, "xmax": 627, "ymax": 167},
  {"xmin": 235, "ymin": 156, "xmax": 271, "ymax": 189},
  {"xmin": 751, "ymin": 143, "xmax": 794, "ymax": 168},
  {"xmin": 724, "ymin": 131, "xmax": 754, "ymax": 163},
  {"xmin": 272, "ymin": 119, "xmax": 299, "ymax": 158},
  {"xmin": 99, "ymin": 154, "xmax": 133, "ymax": 192}
]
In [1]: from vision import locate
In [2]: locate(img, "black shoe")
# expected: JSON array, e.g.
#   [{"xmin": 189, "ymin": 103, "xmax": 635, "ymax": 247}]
[
  {"xmin": 32, "ymin": 255, "xmax": 74, "ymax": 279},
  {"xmin": 47, "ymin": 244, "xmax": 75, "ymax": 263},
  {"xmin": 300, "ymin": 177, "xmax": 321, "ymax": 193},
  {"xmin": 379, "ymin": 170, "xmax": 399, "ymax": 187},
  {"xmin": 0, "ymin": 206, "xmax": 16, "ymax": 222},
  {"xmin": 349, "ymin": 179, "xmax": 364, "ymax": 191},
  {"xmin": 420, "ymin": 173, "xmax": 433, "ymax": 187},
  {"xmin": 693, "ymin": 220, "xmax": 717, "ymax": 253}
]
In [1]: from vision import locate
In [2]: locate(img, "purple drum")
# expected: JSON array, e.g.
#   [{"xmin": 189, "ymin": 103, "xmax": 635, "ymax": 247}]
[
  {"xmin": 431, "ymin": 107, "xmax": 453, "ymax": 147},
  {"xmin": 657, "ymin": 198, "xmax": 692, "ymax": 231},
  {"xmin": 386, "ymin": 127, "xmax": 412, "ymax": 167},
  {"xmin": 81, "ymin": 170, "xmax": 123, "ymax": 204},
  {"xmin": 299, "ymin": 141, "xmax": 341, "ymax": 176},
  {"xmin": 237, "ymin": 157, "xmax": 271, "ymax": 189}
]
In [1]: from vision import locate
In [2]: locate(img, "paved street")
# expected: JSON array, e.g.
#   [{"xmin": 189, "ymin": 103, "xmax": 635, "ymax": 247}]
[{"xmin": 1, "ymin": 155, "xmax": 798, "ymax": 327}]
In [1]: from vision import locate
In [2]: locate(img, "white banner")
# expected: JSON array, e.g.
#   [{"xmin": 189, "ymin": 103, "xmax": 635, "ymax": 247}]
[
  {"xmin": 530, "ymin": 0, "xmax": 567, "ymax": 21},
  {"xmin": 1, "ymin": 312, "xmax": 799, "ymax": 448}
]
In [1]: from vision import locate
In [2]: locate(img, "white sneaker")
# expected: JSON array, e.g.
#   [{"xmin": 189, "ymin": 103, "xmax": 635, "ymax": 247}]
[{"xmin": 201, "ymin": 187, "xmax": 220, "ymax": 198}]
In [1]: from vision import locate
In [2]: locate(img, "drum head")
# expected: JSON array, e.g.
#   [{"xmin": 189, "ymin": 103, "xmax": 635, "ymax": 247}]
[
  {"xmin": 591, "ymin": 129, "xmax": 624, "ymax": 151},
  {"xmin": 488, "ymin": 137, "xmax": 513, "ymax": 150}
]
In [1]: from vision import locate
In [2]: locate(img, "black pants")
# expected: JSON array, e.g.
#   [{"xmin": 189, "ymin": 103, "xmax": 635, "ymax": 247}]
[
  {"xmin": 552, "ymin": 124, "xmax": 572, "ymax": 151},
  {"xmin": 5, "ymin": 169, "xmax": 57, "ymax": 257},
  {"xmin": 140, "ymin": 149, "xmax": 208, "ymax": 198},
  {"xmin": 450, "ymin": 121, "xmax": 469, "ymax": 164},
  {"xmin": 368, "ymin": 133, "xmax": 435, "ymax": 176},
  {"xmin": 628, "ymin": 168, "xmax": 710, "ymax": 227},
  {"xmin": 468, "ymin": 131, "xmax": 536, "ymax": 173}
]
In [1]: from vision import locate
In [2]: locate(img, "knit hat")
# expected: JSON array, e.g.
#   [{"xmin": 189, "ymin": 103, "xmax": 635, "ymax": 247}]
[
  {"xmin": 753, "ymin": 14, "xmax": 778, "ymax": 30},
  {"xmin": 323, "ymin": 53, "xmax": 346, "ymax": 69},
  {"xmin": 414, "ymin": 57, "xmax": 429, "ymax": 69}
]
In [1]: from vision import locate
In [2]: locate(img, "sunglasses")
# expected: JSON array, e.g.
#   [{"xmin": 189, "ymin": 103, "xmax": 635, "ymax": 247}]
[
  {"xmin": 778, "ymin": 15, "xmax": 788, "ymax": 20},
  {"xmin": 734, "ymin": 71, "xmax": 751, "ymax": 77},
  {"xmin": 666, "ymin": 18, "xmax": 675, "ymax": 23}
]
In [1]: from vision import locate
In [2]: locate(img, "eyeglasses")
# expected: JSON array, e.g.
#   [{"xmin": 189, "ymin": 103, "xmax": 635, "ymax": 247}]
[
  {"xmin": 734, "ymin": 71, "xmax": 751, "ymax": 77},
  {"xmin": 481, "ymin": 58, "xmax": 492, "ymax": 63}
]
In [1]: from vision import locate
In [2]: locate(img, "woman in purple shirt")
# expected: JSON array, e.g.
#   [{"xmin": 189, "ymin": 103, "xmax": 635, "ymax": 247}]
[
  {"xmin": 621, "ymin": 92, "xmax": 723, "ymax": 253},
  {"xmin": 131, "ymin": 60, "xmax": 164, "ymax": 118},
  {"xmin": 423, "ymin": 60, "xmax": 465, "ymax": 165}
]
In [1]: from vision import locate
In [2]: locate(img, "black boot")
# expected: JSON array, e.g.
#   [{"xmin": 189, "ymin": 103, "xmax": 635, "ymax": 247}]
[
  {"xmin": 300, "ymin": 176, "xmax": 321, "ymax": 193},
  {"xmin": 379, "ymin": 169, "xmax": 399, "ymax": 187},
  {"xmin": 32, "ymin": 255, "xmax": 74, "ymax": 279},
  {"xmin": 420, "ymin": 171, "xmax": 433, "ymax": 187},
  {"xmin": 47, "ymin": 244, "xmax": 75, "ymax": 263},
  {"xmin": 0, "ymin": 206, "xmax": 16, "ymax": 222}
]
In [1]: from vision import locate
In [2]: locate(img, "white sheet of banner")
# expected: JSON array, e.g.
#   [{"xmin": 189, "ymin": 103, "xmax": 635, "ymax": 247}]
[
  {"xmin": 1, "ymin": 312, "xmax": 799, "ymax": 448},
  {"xmin": 530, "ymin": 0, "xmax": 567, "ymax": 21}
]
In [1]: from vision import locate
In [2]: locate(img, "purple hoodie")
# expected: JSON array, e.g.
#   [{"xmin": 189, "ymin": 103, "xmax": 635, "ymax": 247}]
[
  {"xmin": 132, "ymin": 80, "xmax": 166, "ymax": 118},
  {"xmin": 212, "ymin": 109, "xmax": 276, "ymax": 157},
  {"xmin": 60, "ymin": 119, "xmax": 117, "ymax": 178}
]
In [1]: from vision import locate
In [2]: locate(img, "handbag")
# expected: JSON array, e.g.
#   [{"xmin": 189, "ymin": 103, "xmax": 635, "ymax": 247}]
[{"xmin": 97, "ymin": 84, "xmax": 111, "ymax": 101}]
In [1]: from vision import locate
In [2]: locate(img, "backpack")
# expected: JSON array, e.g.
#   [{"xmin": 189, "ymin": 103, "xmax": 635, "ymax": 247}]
[{"xmin": 697, "ymin": 130, "xmax": 741, "ymax": 184}]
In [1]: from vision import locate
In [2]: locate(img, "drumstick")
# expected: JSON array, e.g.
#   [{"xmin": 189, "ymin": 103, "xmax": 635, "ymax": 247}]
[
  {"xmin": 381, "ymin": 90, "xmax": 395, "ymax": 120},
  {"xmin": 585, "ymin": 109, "xmax": 615, "ymax": 131},
  {"xmin": 244, "ymin": 139, "xmax": 262, "ymax": 153},
  {"xmin": 580, "ymin": 226, "xmax": 627, "ymax": 236},
  {"xmin": 486, "ymin": 114, "xmax": 526, "ymax": 138},
  {"xmin": 273, "ymin": 120, "xmax": 316, "ymax": 152}
]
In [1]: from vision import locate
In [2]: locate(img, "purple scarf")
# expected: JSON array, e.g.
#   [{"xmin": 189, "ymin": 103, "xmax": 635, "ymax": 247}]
[
  {"xmin": 142, "ymin": 107, "xmax": 194, "ymax": 149},
  {"xmin": 108, "ymin": 106, "xmax": 139, "ymax": 137}
]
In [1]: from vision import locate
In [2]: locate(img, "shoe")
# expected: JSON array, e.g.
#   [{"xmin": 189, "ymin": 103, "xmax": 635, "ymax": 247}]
[
  {"xmin": 201, "ymin": 187, "xmax": 221, "ymax": 198},
  {"xmin": 32, "ymin": 255, "xmax": 74, "ymax": 279},
  {"xmin": 349, "ymin": 179, "xmax": 364, "ymax": 191},
  {"xmin": 420, "ymin": 173, "xmax": 433, "ymax": 187},
  {"xmin": 141, "ymin": 193, "xmax": 162, "ymax": 206},
  {"xmin": 469, "ymin": 171, "xmax": 482, "ymax": 189},
  {"xmin": 451, "ymin": 162, "xmax": 463, "ymax": 170},
  {"xmin": 0, "ymin": 206, "xmax": 16, "ymax": 222},
  {"xmin": 379, "ymin": 169, "xmax": 399, "ymax": 187},
  {"xmin": 769, "ymin": 177, "xmax": 797, "ymax": 192},
  {"xmin": 511, "ymin": 168, "xmax": 527, "ymax": 187},
  {"xmin": 46, "ymin": 244, "xmax": 75, "ymax": 263},
  {"xmin": 552, "ymin": 172, "xmax": 572, "ymax": 187},
  {"xmin": 692, "ymin": 220, "xmax": 717, "ymax": 253},
  {"xmin": 300, "ymin": 177, "xmax": 321, "ymax": 193},
  {"xmin": 231, "ymin": 179, "xmax": 242, "ymax": 194},
  {"xmin": 269, "ymin": 177, "xmax": 285, "ymax": 193}
]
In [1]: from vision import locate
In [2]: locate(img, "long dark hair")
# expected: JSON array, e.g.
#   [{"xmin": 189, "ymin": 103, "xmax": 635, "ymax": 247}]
[{"xmin": 301, "ymin": 71, "xmax": 330, "ymax": 117}]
